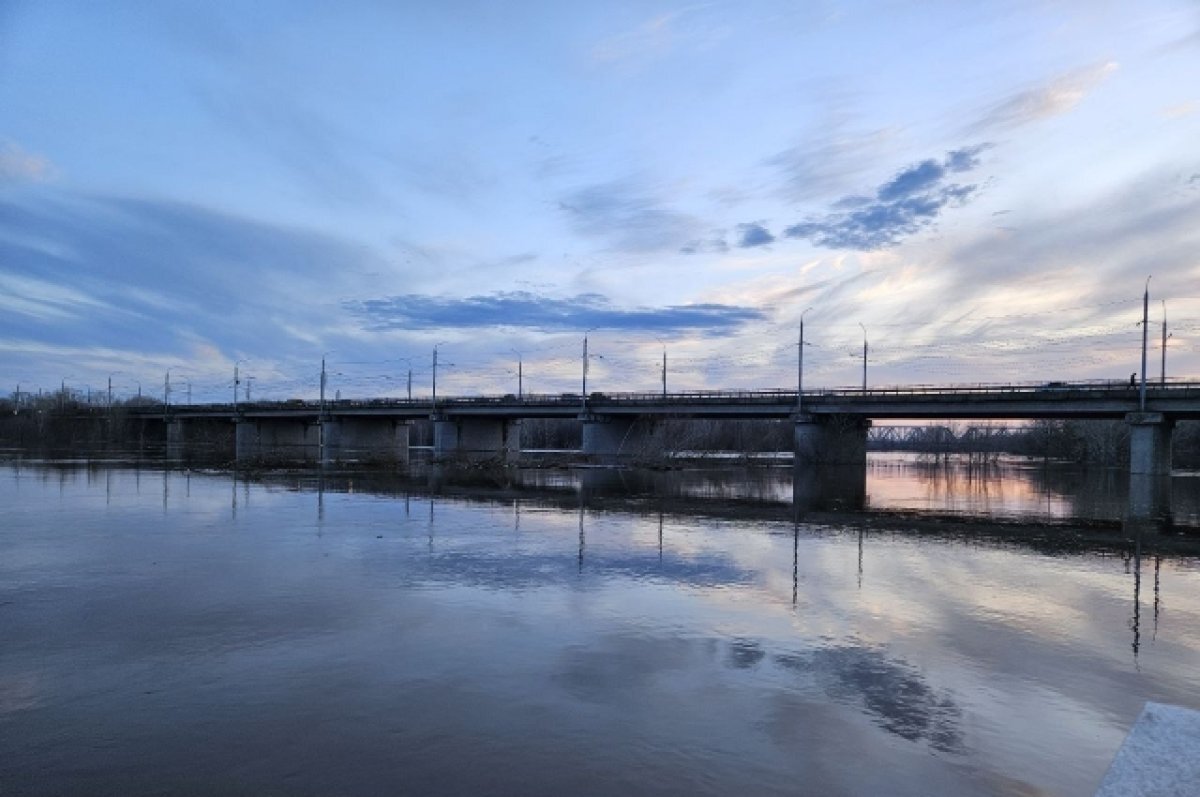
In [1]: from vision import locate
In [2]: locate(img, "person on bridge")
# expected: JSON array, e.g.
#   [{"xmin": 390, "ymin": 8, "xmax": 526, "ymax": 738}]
[{"xmin": 1130, "ymin": 372, "xmax": 1137, "ymax": 388}]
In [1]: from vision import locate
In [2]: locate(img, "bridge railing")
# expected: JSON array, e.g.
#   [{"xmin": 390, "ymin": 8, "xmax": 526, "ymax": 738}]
[{"xmin": 125, "ymin": 378, "xmax": 1200, "ymax": 415}]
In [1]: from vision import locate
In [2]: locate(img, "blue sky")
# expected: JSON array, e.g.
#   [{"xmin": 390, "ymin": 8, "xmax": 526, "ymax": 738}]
[{"xmin": 1, "ymin": 1, "xmax": 1198, "ymax": 401}]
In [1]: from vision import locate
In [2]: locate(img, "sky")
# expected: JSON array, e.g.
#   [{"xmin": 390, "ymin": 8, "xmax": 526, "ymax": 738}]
[{"xmin": 1, "ymin": 0, "xmax": 1199, "ymax": 403}]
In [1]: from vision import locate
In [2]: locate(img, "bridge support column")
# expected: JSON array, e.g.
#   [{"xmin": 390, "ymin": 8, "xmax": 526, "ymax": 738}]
[
  {"xmin": 1127, "ymin": 412, "xmax": 1173, "ymax": 476},
  {"xmin": 432, "ymin": 417, "xmax": 520, "ymax": 462},
  {"xmin": 793, "ymin": 465, "xmax": 867, "ymax": 513},
  {"xmin": 236, "ymin": 418, "xmax": 320, "ymax": 464},
  {"xmin": 580, "ymin": 416, "xmax": 636, "ymax": 461},
  {"xmin": 320, "ymin": 418, "xmax": 409, "ymax": 465},
  {"xmin": 794, "ymin": 414, "xmax": 870, "ymax": 467},
  {"xmin": 234, "ymin": 419, "xmax": 255, "ymax": 463},
  {"xmin": 166, "ymin": 419, "xmax": 184, "ymax": 462},
  {"xmin": 1126, "ymin": 413, "xmax": 1173, "ymax": 528}
]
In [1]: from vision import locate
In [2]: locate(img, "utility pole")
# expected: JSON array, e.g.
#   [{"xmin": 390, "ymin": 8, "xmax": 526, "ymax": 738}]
[
  {"xmin": 662, "ymin": 348, "xmax": 667, "ymax": 398},
  {"xmin": 107, "ymin": 376, "xmax": 112, "ymax": 409},
  {"xmin": 234, "ymin": 364, "xmax": 240, "ymax": 411},
  {"xmin": 1140, "ymin": 277, "xmax": 1149, "ymax": 411},
  {"xmin": 859, "ymin": 322, "xmax": 868, "ymax": 392},
  {"xmin": 320, "ymin": 358, "xmax": 327, "ymax": 415},
  {"xmin": 581, "ymin": 334, "xmax": 589, "ymax": 412},
  {"xmin": 798, "ymin": 307, "xmax": 813, "ymax": 413},
  {"xmin": 407, "ymin": 368, "xmax": 412, "ymax": 401},
  {"xmin": 164, "ymin": 371, "xmax": 171, "ymax": 408},
  {"xmin": 1161, "ymin": 299, "xmax": 1170, "ymax": 386},
  {"xmin": 245, "ymin": 377, "xmax": 253, "ymax": 402},
  {"xmin": 427, "ymin": 348, "xmax": 436, "ymax": 410}
]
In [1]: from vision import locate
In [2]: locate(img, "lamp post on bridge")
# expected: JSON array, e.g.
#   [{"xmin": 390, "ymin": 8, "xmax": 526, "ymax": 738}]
[
  {"xmin": 233, "ymin": 360, "xmax": 247, "ymax": 412},
  {"xmin": 395, "ymin": 356, "xmax": 413, "ymax": 401},
  {"xmin": 581, "ymin": 328, "xmax": 599, "ymax": 412},
  {"xmin": 654, "ymin": 337, "xmax": 667, "ymax": 398},
  {"xmin": 1161, "ymin": 299, "xmax": 1172, "ymax": 387},
  {"xmin": 510, "ymin": 348, "xmax": 524, "ymax": 399},
  {"xmin": 797, "ymin": 306, "xmax": 813, "ymax": 413},
  {"xmin": 431, "ymin": 343, "xmax": 448, "ymax": 411},
  {"xmin": 320, "ymin": 355, "xmax": 330, "ymax": 416},
  {"xmin": 1140, "ymin": 277, "xmax": 1150, "ymax": 411},
  {"xmin": 859, "ymin": 322, "xmax": 868, "ymax": 393}
]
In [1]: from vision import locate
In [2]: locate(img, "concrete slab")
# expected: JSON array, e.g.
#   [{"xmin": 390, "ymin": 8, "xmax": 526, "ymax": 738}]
[{"xmin": 1095, "ymin": 702, "xmax": 1200, "ymax": 796}]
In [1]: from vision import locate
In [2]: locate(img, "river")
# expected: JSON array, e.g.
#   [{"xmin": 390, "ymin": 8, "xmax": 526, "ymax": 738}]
[{"xmin": 2, "ymin": 454, "xmax": 1198, "ymax": 796}]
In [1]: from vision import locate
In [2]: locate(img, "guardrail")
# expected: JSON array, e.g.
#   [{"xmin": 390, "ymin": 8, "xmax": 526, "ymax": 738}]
[{"xmin": 115, "ymin": 378, "xmax": 1200, "ymax": 416}]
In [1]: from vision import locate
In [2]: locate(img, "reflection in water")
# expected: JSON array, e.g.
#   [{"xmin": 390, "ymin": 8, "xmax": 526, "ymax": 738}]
[
  {"xmin": 4, "ymin": 462, "xmax": 1200, "ymax": 797},
  {"xmin": 1132, "ymin": 533, "xmax": 1142, "ymax": 660},
  {"xmin": 792, "ymin": 521, "xmax": 799, "ymax": 608},
  {"xmin": 1154, "ymin": 555, "xmax": 1161, "ymax": 639},
  {"xmin": 777, "ymin": 644, "xmax": 964, "ymax": 754},
  {"xmin": 577, "ymin": 504, "xmax": 585, "ymax": 573}
]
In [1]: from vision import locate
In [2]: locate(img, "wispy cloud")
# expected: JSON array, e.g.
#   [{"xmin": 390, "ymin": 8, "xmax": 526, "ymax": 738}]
[
  {"xmin": 559, "ymin": 178, "xmax": 702, "ymax": 253},
  {"xmin": 782, "ymin": 145, "xmax": 990, "ymax": 251},
  {"xmin": 591, "ymin": 6, "xmax": 727, "ymax": 67},
  {"xmin": 968, "ymin": 61, "xmax": 1118, "ymax": 133},
  {"xmin": 0, "ymin": 191, "xmax": 383, "ymax": 359},
  {"xmin": 346, "ymin": 291, "xmax": 765, "ymax": 332},
  {"xmin": 766, "ymin": 126, "xmax": 896, "ymax": 204},
  {"xmin": 0, "ymin": 140, "xmax": 55, "ymax": 183},
  {"xmin": 680, "ymin": 232, "xmax": 730, "ymax": 255}
]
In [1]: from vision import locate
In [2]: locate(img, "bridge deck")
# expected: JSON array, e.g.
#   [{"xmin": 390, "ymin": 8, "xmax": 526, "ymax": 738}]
[{"xmin": 115, "ymin": 380, "xmax": 1200, "ymax": 422}]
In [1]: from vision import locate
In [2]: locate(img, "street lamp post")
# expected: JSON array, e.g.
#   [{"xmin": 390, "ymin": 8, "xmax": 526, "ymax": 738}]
[
  {"xmin": 581, "ymin": 329, "xmax": 599, "ymax": 412},
  {"xmin": 581, "ymin": 334, "xmax": 588, "ymax": 412},
  {"xmin": 1140, "ymin": 277, "xmax": 1150, "ymax": 411},
  {"xmin": 233, "ymin": 360, "xmax": 247, "ymax": 412},
  {"xmin": 320, "ymin": 357, "xmax": 328, "ymax": 415},
  {"xmin": 511, "ymin": 349, "xmax": 524, "ymax": 398},
  {"xmin": 798, "ymin": 306, "xmax": 813, "ymax": 413},
  {"xmin": 859, "ymin": 322, "xmax": 868, "ymax": 392},
  {"xmin": 1161, "ymin": 300, "xmax": 1172, "ymax": 387},
  {"xmin": 654, "ymin": 337, "xmax": 667, "ymax": 398}
]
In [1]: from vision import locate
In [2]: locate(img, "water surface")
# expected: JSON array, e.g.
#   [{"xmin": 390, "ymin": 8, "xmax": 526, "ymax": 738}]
[{"xmin": 2, "ymin": 461, "xmax": 1198, "ymax": 796}]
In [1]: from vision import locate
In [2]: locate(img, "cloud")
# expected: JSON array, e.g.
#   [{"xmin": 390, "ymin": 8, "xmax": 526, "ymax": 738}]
[
  {"xmin": 591, "ymin": 7, "xmax": 727, "ymax": 67},
  {"xmin": 345, "ymin": 291, "xmax": 765, "ymax": 332},
  {"xmin": 559, "ymin": 178, "xmax": 702, "ymax": 253},
  {"xmin": 0, "ymin": 140, "xmax": 54, "ymax": 183},
  {"xmin": 968, "ymin": 61, "xmax": 1118, "ymax": 133},
  {"xmin": 195, "ymin": 88, "xmax": 390, "ymax": 207},
  {"xmin": 592, "ymin": 11, "xmax": 681, "ymax": 63},
  {"xmin": 766, "ymin": 126, "xmax": 896, "ymax": 203},
  {"xmin": 736, "ymin": 222, "xmax": 775, "ymax": 248},
  {"xmin": 0, "ymin": 190, "xmax": 384, "ymax": 366},
  {"xmin": 782, "ymin": 145, "xmax": 989, "ymax": 251},
  {"xmin": 680, "ymin": 234, "xmax": 729, "ymax": 255}
]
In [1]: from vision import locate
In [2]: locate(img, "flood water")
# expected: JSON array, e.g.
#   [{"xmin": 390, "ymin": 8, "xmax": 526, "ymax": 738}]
[{"xmin": 3, "ymin": 455, "xmax": 1200, "ymax": 796}]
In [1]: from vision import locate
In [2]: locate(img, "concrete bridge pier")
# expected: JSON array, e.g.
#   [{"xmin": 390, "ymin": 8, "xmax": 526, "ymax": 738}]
[
  {"xmin": 1127, "ymin": 412, "xmax": 1173, "ymax": 475},
  {"xmin": 235, "ymin": 418, "xmax": 320, "ymax": 464},
  {"xmin": 794, "ymin": 414, "xmax": 871, "ymax": 467},
  {"xmin": 432, "ymin": 417, "xmax": 520, "ymax": 462},
  {"xmin": 1125, "ymin": 413, "xmax": 1174, "ymax": 525},
  {"xmin": 580, "ymin": 415, "xmax": 636, "ymax": 461},
  {"xmin": 793, "ymin": 464, "xmax": 867, "ymax": 513},
  {"xmin": 166, "ymin": 419, "xmax": 184, "ymax": 462},
  {"xmin": 320, "ymin": 418, "xmax": 409, "ymax": 465}
]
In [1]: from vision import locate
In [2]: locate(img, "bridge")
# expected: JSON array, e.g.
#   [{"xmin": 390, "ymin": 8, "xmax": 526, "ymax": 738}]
[{"xmin": 126, "ymin": 379, "xmax": 1195, "ymax": 480}]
